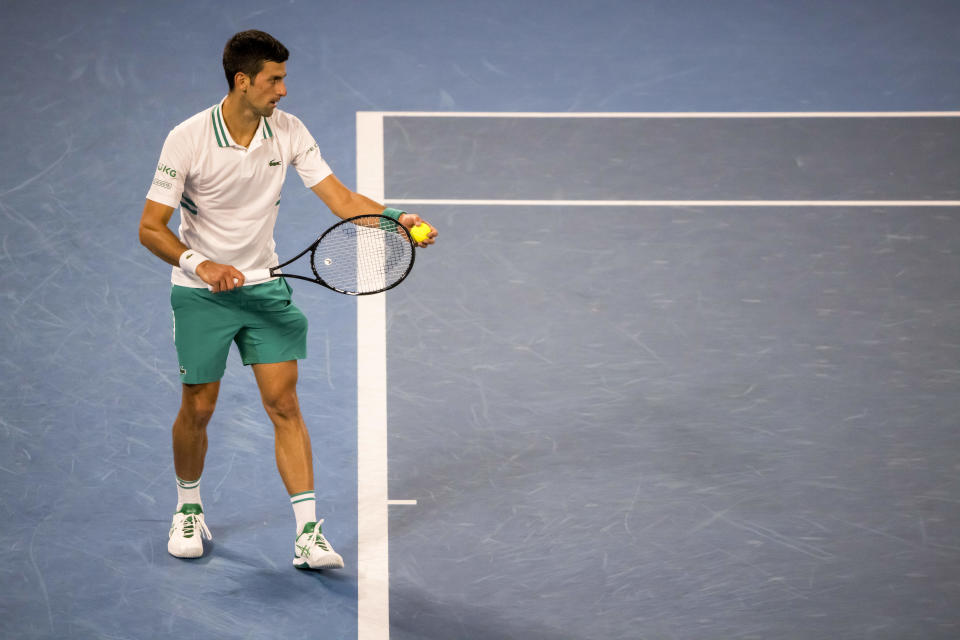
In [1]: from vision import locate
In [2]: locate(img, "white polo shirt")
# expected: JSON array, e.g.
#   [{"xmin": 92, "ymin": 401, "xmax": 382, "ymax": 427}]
[{"xmin": 146, "ymin": 99, "xmax": 333, "ymax": 287}]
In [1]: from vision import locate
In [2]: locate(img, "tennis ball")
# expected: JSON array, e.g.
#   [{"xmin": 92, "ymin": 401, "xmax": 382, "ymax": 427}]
[{"xmin": 410, "ymin": 223, "xmax": 432, "ymax": 243}]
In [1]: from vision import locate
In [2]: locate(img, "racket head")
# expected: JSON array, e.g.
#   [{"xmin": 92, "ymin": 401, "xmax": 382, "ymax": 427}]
[{"xmin": 309, "ymin": 214, "xmax": 415, "ymax": 295}]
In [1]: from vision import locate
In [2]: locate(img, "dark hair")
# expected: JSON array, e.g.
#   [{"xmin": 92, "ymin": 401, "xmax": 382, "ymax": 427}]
[{"xmin": 222, "ymin": 30, "xmax": 289, "ymax": 90}]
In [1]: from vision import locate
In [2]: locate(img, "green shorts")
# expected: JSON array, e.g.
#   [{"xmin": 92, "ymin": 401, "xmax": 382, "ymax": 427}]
[{"xmin": 171, "ymin": 278, "xmax": 307, "ymax": 384}]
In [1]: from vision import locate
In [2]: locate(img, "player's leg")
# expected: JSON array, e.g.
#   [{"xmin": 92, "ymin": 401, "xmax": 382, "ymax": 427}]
[
  {"xmin": 251, "ymin": 360, "xmax": 343, "ymax": 569},
  {"xmin": 167, "ymin": 286, "xmax": 239, "ymax": 558},
  {"xmin": 166, "ymin": 381, "xmax": 219, "ymax": 558},
  {"xmin": 239, "ymin": 279, "xmax": 343, "ymax": 569}
]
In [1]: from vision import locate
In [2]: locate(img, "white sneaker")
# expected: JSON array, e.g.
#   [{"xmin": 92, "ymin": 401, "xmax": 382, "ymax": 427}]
[
  {"xmin": 168, "ymin": 503, "xmax": 212, "ymax": 558},
  {"xmin": 293, "ymin": 519, "xmax": 344, "ymax": 570}
]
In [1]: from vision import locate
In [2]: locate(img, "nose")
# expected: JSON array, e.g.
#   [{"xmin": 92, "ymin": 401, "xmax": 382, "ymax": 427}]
[{"xmin": 277, "ymin": 81, "xmax": 287, "ymax": 97}]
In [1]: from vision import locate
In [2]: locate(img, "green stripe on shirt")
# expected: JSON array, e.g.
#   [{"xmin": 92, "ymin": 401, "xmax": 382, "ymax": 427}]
[
  {"xmin": 211, "ymin": 107, "xmax": 224, "ymax": 147},
  {"xmin": 214, "ymin": 106, "xmax": 229, "ymax": 147}
]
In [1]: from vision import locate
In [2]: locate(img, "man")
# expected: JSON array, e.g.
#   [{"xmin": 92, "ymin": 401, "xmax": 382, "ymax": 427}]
[{"xmin": 138, "ymin": 30, "xmax": 436, "ymax": 570}]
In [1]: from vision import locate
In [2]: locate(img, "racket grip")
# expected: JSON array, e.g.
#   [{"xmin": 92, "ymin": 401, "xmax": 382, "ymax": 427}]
[{"xmin": 243, "ymin": 268, "xmax": 273, "ymax": 283}]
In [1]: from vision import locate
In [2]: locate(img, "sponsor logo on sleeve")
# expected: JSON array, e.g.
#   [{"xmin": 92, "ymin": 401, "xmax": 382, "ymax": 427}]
[
  {"xmin": 153, "ymin": 162, "xmax": 179, "ymax": 189},
  {"xmin": 157, "ymin": 163, "xmax": 178, "ymax": 178}
]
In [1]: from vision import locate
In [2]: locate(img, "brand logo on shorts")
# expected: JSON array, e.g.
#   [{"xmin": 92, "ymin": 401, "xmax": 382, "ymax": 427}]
[
  {"xmin": 269, "ymin": 159, "xmax": 281, "ymax": 166},
  {"xmin": 179, "ymin": 366, "xmax": 187, "ymax": 375}
]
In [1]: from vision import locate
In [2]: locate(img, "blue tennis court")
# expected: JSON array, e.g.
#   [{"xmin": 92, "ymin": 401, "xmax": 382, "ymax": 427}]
[{"xmin": 2, "ymin": 2, "xmax": 959, "ymax": 639}]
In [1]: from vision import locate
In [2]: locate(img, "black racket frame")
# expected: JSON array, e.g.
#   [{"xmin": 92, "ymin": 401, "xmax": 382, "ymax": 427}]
[{"xmin": 267, "ymin": 214, "xmax": 416, "ymax": 296}]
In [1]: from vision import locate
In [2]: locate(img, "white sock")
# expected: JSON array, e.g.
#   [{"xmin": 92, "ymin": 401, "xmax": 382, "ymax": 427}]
[
  {"xmin": 290, "ymin": 490, "xmax": 317, "ymax": 533},
  {"xmin": 176, "ymin": 476, "xmax": 202, "ymax": 510}
]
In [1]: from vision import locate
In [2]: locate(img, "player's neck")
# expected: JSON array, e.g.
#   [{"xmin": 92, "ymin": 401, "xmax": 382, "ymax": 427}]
[{"xmin": 221, "ymin": 92, "xmax": 260, "ymax": 148}]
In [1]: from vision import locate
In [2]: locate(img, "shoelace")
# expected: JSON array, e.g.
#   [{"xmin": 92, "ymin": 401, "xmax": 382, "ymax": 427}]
[
  {"xmin": 177, "ymin": 513, "xmax": 212, "ymax": 541},
  {"xmin": 304, "ymin": 519, "xmax": 330, "ymax": 552}
]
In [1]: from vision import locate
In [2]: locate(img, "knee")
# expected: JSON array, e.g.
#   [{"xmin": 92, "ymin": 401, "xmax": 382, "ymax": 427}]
[
  {"xmin": 179, "ymin": 403, "xmax": 215, "ymax": 430},
  {"xmin": 262, "ymin": 391, "xmax": 301, "ymax": 423},
  {"xmin": 179, "ymin": 388, "xmax": 218, "ymax": 429}
]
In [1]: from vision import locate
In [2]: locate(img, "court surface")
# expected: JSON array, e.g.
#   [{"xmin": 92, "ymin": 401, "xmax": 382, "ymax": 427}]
[{"xmin": 2, "ymin": 2, "xmax": 960, "ymax": 639}]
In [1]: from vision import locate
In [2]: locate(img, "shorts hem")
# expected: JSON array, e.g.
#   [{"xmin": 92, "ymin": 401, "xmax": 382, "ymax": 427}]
[
  {"xmin": 179, "ymin": 370, "xmax": 226, "ymax": 385},
  {"xmin": 241, "ymin": 352, "xmax": 307, "ymax": 366}
]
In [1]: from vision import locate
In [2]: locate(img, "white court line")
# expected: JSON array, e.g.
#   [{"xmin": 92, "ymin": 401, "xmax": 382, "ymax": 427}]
[
  {"xmin": 387, "ymin": 499, "xmax": 418, "ymax": 506},
  {"xmin": 356, "ymin": 112, "xmax": 389, "ymax": 640},
  {"xmin": 386, "ymin": 199, "xmax": 960, "ymax": 207},
  {"xmin": 369, "ymin": 110, "xmax": 960, "ymax": 118}
]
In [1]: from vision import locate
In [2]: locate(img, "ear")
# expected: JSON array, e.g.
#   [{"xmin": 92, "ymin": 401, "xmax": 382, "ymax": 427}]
[{"xmin": 234, "ymin": 71, "xmax": 249, "ymax": 92}]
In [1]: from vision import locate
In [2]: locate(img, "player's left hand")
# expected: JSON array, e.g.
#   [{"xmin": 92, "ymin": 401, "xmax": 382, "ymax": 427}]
[{"xmin": 398, "ymin": 212, "xmax": 438, "ymax": 248}]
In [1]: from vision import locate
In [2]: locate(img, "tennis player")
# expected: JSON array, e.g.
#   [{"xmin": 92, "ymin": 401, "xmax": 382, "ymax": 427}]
[{"xmin": 138, "ymin": 30, "xmax": 437, "ymax": 569}]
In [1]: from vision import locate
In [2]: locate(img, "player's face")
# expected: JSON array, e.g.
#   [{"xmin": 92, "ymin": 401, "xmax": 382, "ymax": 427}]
[{"xmin": 246, "ymin": 61, "xmax": 287, "ymax": 117}]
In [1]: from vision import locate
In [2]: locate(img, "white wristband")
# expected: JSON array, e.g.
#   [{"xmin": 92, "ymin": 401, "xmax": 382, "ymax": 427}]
[{"xmin": 179, "ymin": 249, "xmax": 210, "ymax": 276}]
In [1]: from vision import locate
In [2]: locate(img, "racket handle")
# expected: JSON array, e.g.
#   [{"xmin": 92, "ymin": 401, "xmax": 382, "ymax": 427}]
[{"xmin": 243, "ymin": 268, "xmax": 273, "ymax": 283}]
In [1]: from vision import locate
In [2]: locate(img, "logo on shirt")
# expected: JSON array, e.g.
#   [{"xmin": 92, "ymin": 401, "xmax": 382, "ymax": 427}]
[
  {"xmin": 268, "ymin": 159, "xmax": 282, "ymax": 166},
  {"xmin": 158, "ymin": 163, "xmax": 178, "ymax": 178}
]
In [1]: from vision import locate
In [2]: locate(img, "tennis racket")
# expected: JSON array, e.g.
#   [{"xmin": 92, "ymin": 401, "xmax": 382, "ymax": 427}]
[{"xmin": 243, "ymin": 214, "xmax": 416, "ymax": 296}]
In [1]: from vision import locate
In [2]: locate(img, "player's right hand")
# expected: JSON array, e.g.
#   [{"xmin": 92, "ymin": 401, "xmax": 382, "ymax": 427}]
[{"xmin": 196, "ymin": 261, "xmax": 245, "ymax": 292}]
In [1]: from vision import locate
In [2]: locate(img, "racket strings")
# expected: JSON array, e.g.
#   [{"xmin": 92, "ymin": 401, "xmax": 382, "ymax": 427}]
[{"xmin": 312, "ymin": 216, "xmax": 413, "ymax": 294}]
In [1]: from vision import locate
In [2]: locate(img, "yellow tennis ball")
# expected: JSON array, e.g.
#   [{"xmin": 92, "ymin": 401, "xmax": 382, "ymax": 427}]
[{"xmin": 410, "ymin": 223, "xmax": 432, "ymax": 243}]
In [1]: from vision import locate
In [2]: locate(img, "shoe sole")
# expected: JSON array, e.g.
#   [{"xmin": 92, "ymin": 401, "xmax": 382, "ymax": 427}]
[
  {"xmin": 168, "ymin": 542, "xmax": 204, "ymax": 558},
  {"xmin": 293, "ymin": 556, "xmax": 345, "ymax": 570}
]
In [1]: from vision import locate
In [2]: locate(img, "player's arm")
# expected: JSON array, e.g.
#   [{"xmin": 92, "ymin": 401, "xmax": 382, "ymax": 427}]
[
  {"xmin": 310, "ymin": 174, "xmax": 438, "ymax": 247},
  {"xmin": 138, "ymin": 198, "xmax": 244, "ymax": 292},
  {"xmin": 138, "ymin": 199, "xmax": 187, "ymax": 265}
]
